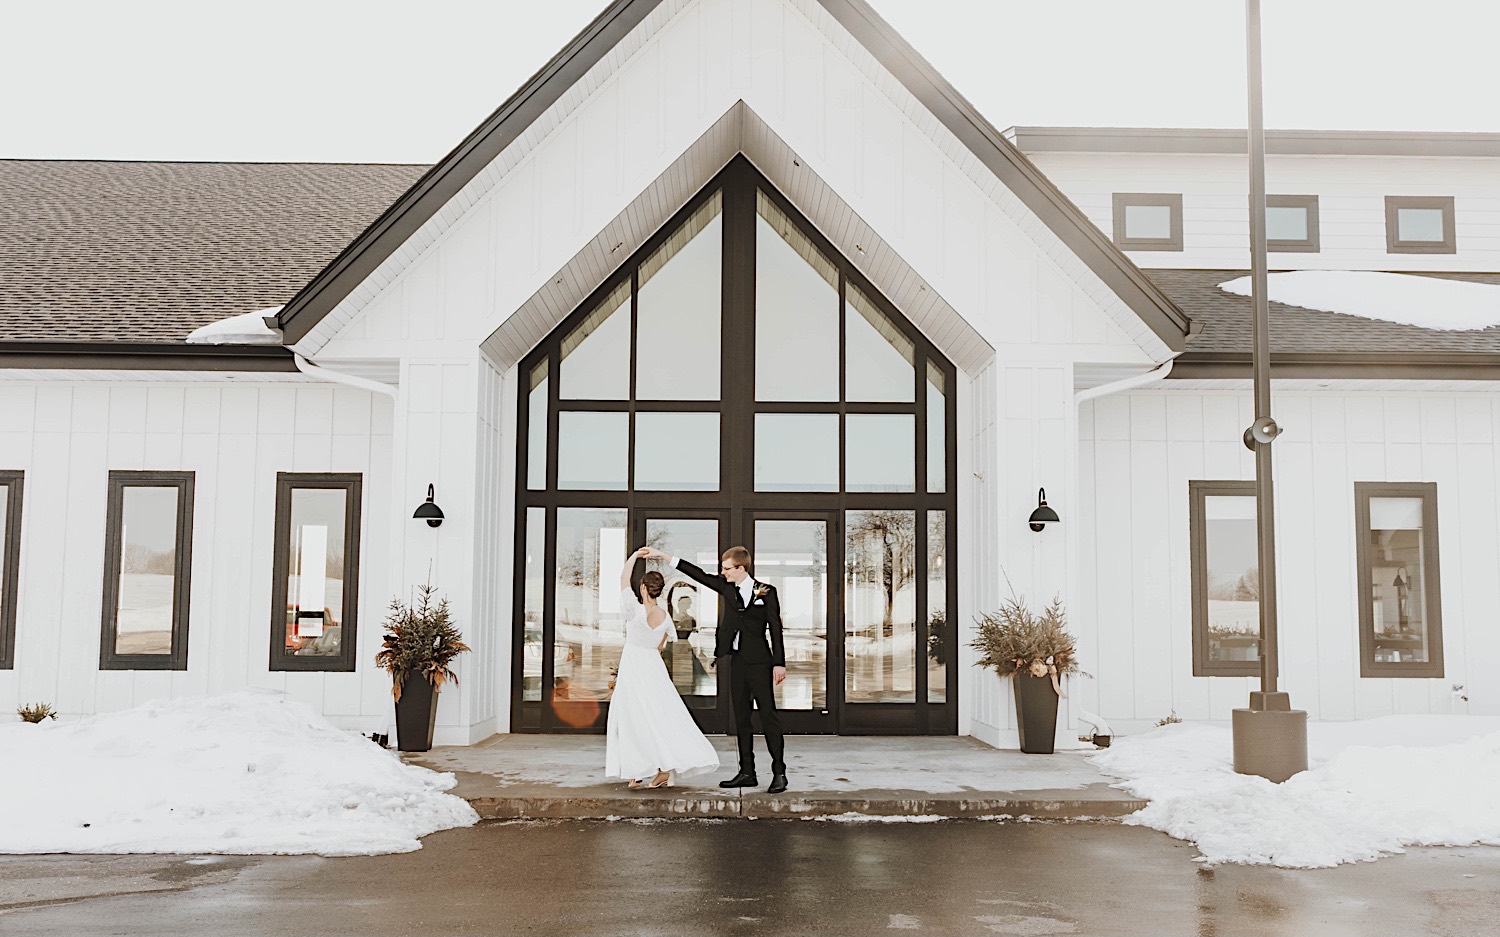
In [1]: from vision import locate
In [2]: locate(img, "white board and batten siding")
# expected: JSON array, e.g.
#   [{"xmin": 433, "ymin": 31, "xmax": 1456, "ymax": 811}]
[
  {"xmin": 0, "ymin": 380, "xmax": 395, "ymax": 729},
  {"xmin": 1079, "ymin": 388, "xmax": 1500, "ymax": 729},
  {"xmin": 1028, "ymin": 151, "xmax": 1500, "ymax": 273}
]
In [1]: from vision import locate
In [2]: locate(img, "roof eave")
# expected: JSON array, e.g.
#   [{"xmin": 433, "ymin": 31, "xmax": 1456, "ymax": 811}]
[
  {"xmin": 0, "ymin": 342, "xmax": 298, "ymax": 372},
  {"xmin": 1172, "ymin": 350, "xmax": 1500, "ymax": 381}
]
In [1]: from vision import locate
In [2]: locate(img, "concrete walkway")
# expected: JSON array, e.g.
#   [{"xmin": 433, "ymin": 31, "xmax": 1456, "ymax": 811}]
[{"xmin": 405, "ymin": 735, "xmax": 1145, "ymax": 820}]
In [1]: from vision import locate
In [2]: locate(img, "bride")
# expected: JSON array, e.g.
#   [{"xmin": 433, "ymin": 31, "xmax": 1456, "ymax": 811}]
[{"xmin": 606, "ymin": 547, "xmax": 720, "ymax": 789}]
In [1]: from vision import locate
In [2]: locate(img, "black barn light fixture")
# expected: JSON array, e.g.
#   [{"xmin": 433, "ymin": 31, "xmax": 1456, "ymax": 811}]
[
  {"xmin": 1028, "ymin": 488, "xmax": 1060, "ymax": 532},
  {"xmin": 413, "ymin": 484, "xmax": 445, "ymax": 528}
]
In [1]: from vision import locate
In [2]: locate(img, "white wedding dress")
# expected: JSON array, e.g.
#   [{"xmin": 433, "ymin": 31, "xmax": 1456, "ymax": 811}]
[{"xmin": 605, "ymin": 588, "xmax": 721, "ymax": 781}]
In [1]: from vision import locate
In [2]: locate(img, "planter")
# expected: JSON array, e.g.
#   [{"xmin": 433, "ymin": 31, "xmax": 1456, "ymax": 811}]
[
  {"xmin": 394, "ymin": 677, "xmax": 440, "ymax": 752},
  {"xmin": 1013, "ymin": 671, "xmax": 1059, "ymax": 754}
]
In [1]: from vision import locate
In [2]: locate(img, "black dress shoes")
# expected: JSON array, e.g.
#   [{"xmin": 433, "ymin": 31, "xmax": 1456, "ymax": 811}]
[
  {"xmin": 719, "ymin": 771, "xmax": 759, "ymax": 788},
  {"xmin": 767, "ymin": 772, "xmax": 789, "ymax": 794}
]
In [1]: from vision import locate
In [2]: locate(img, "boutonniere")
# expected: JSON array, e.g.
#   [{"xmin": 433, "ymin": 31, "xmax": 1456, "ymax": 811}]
[{"xmin": 752, "ymin": 583, "xmax": 771, "ymax": 600}]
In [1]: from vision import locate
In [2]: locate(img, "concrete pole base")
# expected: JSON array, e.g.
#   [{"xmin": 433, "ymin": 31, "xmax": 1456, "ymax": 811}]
[{"xmin": 1231, "ymin": 706, "xmax": 1308, "ymax": 783}]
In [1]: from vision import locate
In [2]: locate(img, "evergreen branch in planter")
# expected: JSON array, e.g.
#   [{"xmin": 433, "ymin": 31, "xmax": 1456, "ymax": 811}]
[{"xmin": 374, "ymin": 584, "xmax": 472, "ymax": 702}]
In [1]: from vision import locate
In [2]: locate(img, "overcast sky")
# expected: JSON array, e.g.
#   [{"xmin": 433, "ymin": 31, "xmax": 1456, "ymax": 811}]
[{"xmin": 3, "ymin": 0, "xmax": 1495, "ymax": 163}]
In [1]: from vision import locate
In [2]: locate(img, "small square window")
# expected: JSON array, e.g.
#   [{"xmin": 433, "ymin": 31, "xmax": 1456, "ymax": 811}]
[
  {"xmin": 1112, "ymin": 193, "xmax": 1183, "ymax": 251},
  {"xmin": 1265, "ymin": 195, "xmax": 1319, "ymax": 253},
  {"xmin": 1385, "ymin": 196, "xmax": 1456, "ymax": 254}
]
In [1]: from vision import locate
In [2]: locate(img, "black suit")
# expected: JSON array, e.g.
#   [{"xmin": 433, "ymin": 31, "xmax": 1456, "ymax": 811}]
[{"xmin": 674, "ymin": 559, "xmax": 786, "ymax": 775}]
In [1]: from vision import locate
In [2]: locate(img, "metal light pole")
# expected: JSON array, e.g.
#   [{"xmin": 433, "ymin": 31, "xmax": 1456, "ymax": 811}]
[{"xmin": 1231, "ymin": 0, "xmax": 1308, "ymax": 783}]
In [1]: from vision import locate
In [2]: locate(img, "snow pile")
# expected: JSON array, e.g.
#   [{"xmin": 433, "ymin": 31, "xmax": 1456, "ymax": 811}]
[
  {"xmin": 0, "ymin": 690, "xmax": 477, "ymax": 856},
  {"xmin": 185, "ymin": 307, "xmax": 283, "ymax": 344},
  {"xmin": 1092, "ymin": 717, "xmax": 1500, "ymax": 868},
  {"xmin": 1217, "ymin": 271, "xmax": 1500, "ymax": 331}
]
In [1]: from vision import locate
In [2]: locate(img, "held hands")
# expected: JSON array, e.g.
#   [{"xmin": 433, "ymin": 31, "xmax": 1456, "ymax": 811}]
[
  {"xmin": 640, "ymin": 547, "xmax": 668, "ymax": 560},
  {"xmin": 772, "ymin": 666, "xmax": 786, "ymax": 686}
]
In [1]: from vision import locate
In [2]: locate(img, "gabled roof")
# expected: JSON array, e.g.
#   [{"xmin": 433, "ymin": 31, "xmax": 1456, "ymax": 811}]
[
  {"xmin": 273, "ymin": 0, "xmax": 1192, "ymax": 354},
  {"xmin": 0, "ymin": 159, "xmax": 424, "ymax": 344}
]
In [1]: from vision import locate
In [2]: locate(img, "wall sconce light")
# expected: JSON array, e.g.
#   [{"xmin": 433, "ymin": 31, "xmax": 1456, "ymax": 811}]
[
  {"xmin": 1028, "ymin": 487, "xmax": 1060, "ymax": 532},
  {"xmin": 413, "ymin": 484, "xmax": 445, "ymax": 528}
]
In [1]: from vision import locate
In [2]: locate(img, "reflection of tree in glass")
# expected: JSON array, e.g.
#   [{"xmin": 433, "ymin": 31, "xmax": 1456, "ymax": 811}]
[
  {"xmin": 927, "ymin": 609, "xmax": 946, "ymax": 665},
  {"xmin": 123, "ymin": 543, "xmax": 175, "ymax": 575},
  {"xmin": 1207, "ymin": 567, "xmax": 1258, "ymax": 601},
  {"xmin": 845, "ymin": 511, "xmax": 914, "ymax": 637}
]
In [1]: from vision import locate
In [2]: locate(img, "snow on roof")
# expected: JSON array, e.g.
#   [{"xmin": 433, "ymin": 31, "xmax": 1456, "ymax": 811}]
[
  {"xmin": 1218, "ymin": 271, "xmax": 1500, "ymax": 332},
  {"xmin": 185, "ymin": 306, "xmax": 285, "ymax": 345}
]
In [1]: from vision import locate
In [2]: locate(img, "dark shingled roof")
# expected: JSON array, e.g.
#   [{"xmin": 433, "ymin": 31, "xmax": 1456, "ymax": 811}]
[
  {"xmin": 1151, "ymin": 268, "xmax": 1500, "ymax": 355},
  {"xmin": 0, "ymin": 160, "xmax": 428, "ymax": 343}
]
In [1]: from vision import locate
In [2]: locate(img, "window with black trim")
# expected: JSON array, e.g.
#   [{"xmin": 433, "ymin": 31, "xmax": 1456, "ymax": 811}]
[
  {"xmin": 1356, "ymin": 482, "xmax": 1443, "ymax": 677},
  {"xmin": 1266, "ymin": 194, "xmax": 1319, "ymax": 253},
  {"xmin": 1112, "ymin": 193, "xmax": 1183, "ymax": 251},
  {"xmin": 0, "ymin": 470, "xmax": 22, "ymax": 670},
  {"xmin": 1385, "ymin": 196, "xmax": 1456, "ymax": 254},
  {"xmin": 1189, "ymin": 480, "xmax": 1260, "ymax": 677},
  {"xmin": 270, "ymin": 473, "xmax": 362, "ymax": 672},
  {"xmin": 101, "ymin": 471, "xmax": 194, "ymax": 671}
]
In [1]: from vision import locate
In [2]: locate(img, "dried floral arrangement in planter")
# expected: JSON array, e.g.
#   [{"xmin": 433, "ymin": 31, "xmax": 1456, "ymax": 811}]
[
  {"xmin": 375, "ymin": 584, "xmax": 471, "ymax": 702},
  {"xmin": 970, "ymin": 594, "xmax": 1081, "ymax": 688},
  {"xmin": 17, "ymin": 702, "xmax": 57, "ymax": 723}
]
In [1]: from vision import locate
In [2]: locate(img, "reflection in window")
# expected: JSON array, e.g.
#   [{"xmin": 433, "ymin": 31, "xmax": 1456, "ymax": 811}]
[
  {"xmin": 1189, "ymin": 483, "xmax": 1259, "ymax": 677},
  {"xmin": 522, "ymin": 507, "xmax": 545, "ymax": 702},
  {"xmin": 102, "ymin": 472, "xmax": 193, "ymax": 670},
  {"xmin": 846, "ymin": 414, "xmax": 915, "ymax": 492},
  {"xmin": 755, "ymin": 193, "xmax": 839, "ymax": 402},
  {"xmin": 527, "ymin": 362, "xmax": 548, "ymax": 490},
  {"xmin": 273, "ymin": 476, "xmax": 360, "ymax": 670},
  {"xmin": 756, "ymin": 519, "xmax": 828, "ymax": 712},
  {"xmin": 634, "ymin": 412, "xmax": 719, "ymax": 491},
  {"xmin": 559, "ymin": 282, "xmax": 630, "ymax": 399},
  {"xmin": 557, "ymin": 411, "xmax": 629, "ymax": 490},
  {"xmin": 927, "ymin": 511, "xmax": 946, "ymax": 703},
  {"xmin": 637, "ymin": 194, "xmax": 722, "ymax": 400},
  {"xmin": 1358, "ymin": 485, "xmax": 1443, "ymax": 677},
  {"xmin": 0, "ymin": 472, "xmax": 20, "ymax": 671},
  {"xmin": 846, "ymin": 284, "xmax": 914, "ymax": 402},
  {"xmin": 645, "ymin": 518, "xmax": 720, "ymax": 697},
  {"xmin": 927, "ymin": 362, "xmax": 946, "ymax": 493},
  {"xmin": 552, "ymin": 508, "xmax": 628, "ymax": 724},
  {"xmin": 845, "ymin": 510, "xmax": 916, "ymax": 703}
]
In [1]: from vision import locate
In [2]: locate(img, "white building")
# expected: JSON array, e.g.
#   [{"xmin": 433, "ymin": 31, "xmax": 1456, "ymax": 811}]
[{"xmin": 1, "ymin": 0, "xmax": 1495, "ymax": 746}]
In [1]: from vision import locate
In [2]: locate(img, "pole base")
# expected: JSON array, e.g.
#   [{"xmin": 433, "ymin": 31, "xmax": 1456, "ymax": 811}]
[{"xmin": 1231, "ymin": 706, "xmax": 1308, "ymax": 783}]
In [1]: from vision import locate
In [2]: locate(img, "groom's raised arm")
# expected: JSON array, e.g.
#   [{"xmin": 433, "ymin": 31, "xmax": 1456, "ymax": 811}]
[{"xmin": 664, "ymin": 555, "xmax": 734, "ymax": 599}]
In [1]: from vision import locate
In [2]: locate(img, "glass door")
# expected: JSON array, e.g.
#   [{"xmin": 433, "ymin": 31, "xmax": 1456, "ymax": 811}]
[
  {"xmin": 747, "ymin": 514, "xmax": 838, "ymax": 734},
  {"xmin": 637, "ymin": 513, "xmax": 727, "ymax": 733}
]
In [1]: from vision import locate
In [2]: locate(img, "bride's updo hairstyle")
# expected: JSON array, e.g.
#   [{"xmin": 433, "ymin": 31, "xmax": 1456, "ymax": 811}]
[{"xmin": 640, "ymin": 571, "xmax": 666, "ymax": 599}]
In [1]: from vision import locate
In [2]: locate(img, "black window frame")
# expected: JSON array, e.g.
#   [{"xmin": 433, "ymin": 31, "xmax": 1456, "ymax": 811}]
[
  {"xmin": 511, "ymin": 156, "xmax": 959, "ymax": 736},
  {"xmin": 0, "ymin": 470, "xmax": 22, "ymax": 670},
  {"xmin": 1385, "ymin": 195, "xmax": 1456, "ymax": 255},
  {"xmin": 100, "ymin": 470, "xmax": 194, "ymax": 671},
  {"xmin": 1188, "ymin": 480, "xmax": 1261, "ymax": 678},
  {"xmin": 1265, "ymin": 194, "xmax": 1320, "ymax": 253},
  {"xmin": 1112, "ymin": 192, "xmax": 1184, "ymax": 251},
  {"xmin": 269, "ymin": 473, "xmax": 363, "ymax": 673},
  {"xmin": 1355, "ymin": 481, "xmax": 1444, "ymax": 678}
]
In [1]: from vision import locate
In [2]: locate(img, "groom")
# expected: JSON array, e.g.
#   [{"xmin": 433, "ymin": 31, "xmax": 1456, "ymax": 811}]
[{"xmin": 644, "ymin": 546, "xmax": 788, "ymax": 794}]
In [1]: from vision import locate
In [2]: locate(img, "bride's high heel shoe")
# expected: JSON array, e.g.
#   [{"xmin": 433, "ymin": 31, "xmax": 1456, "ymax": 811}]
[{"xmin": 646, "ymin": 770, "xmax": 674, "ymax": 789}]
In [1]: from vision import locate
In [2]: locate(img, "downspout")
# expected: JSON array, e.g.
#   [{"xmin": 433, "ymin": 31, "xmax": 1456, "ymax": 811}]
[
  {"xmin": 294, "ymin": 354, "xmax": 398, "ymax": 399},
  {"xmin": 1068, "ymin": 357, "xmax": 1175, "ymax": 745}
]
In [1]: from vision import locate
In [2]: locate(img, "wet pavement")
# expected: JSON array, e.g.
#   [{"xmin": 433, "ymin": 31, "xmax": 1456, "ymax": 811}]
[
  {"xmin": 2, "ymin": 821, "xmax": 1498, "ymax": 936},
  {"xmin": 407, "ymin": 735, "xmax": 1145, "ymax": 819}
]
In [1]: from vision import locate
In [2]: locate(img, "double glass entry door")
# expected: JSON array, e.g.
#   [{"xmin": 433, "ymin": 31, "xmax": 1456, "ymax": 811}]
[{"xmin": 629, "ymin": 511, "xmax": 931, "ymax": 735}]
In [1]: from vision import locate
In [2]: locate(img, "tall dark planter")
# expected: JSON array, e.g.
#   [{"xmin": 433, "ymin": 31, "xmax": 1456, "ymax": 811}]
[
  {"xmin": 395, "ymin": 677, "xmax": 439, "ymax": 752},
  {"xmin": 1013, "ymin": 671, "xmax": 1059, "ymax": 754}
]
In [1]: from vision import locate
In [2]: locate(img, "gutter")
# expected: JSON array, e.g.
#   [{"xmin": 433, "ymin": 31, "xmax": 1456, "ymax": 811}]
[
  {"xmin": 293, "ymin": 355, "xmax": 398, "ymax": 398},
  {"xmin": 1075, "ymin": 358, "xmax": 1175, "ymax": 404}
]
